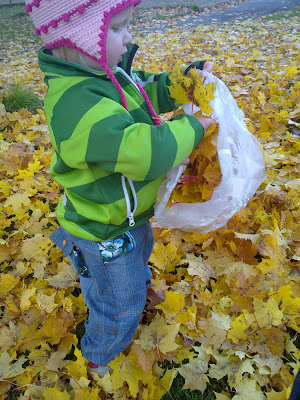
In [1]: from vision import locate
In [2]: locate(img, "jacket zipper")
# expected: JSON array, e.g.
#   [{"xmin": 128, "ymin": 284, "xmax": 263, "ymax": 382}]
[{"xmin": 121, "ymin": 175, "xmax": 137, "ymax": 227}]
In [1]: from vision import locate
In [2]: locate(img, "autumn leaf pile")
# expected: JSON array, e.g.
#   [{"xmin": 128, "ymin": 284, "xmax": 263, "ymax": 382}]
[
  {"xmin": 169, "ymin": 122, "xmax": 222, "ymax": 204},
  {"xmin": 0, "ymin": 11, "xmax": 300, "ymax": 400},
  {"xmin": 167, "ymin": 66, "xmax": 221, "ymax": 204}
]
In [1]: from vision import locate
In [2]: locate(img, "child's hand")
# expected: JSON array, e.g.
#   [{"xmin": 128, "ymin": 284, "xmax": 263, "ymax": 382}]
[{"xmin": 195, "ymin": 116, "xmax": 215, "ymax": 131}]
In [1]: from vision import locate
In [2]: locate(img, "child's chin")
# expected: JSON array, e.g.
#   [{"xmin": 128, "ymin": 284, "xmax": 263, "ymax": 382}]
[
  {"xmin": 109, "ymin": 62, "xmax": 119, "ymax": 69},
  {"xmin": 107, "ymin": 57, "xmax": 123, "ymax": 69}
]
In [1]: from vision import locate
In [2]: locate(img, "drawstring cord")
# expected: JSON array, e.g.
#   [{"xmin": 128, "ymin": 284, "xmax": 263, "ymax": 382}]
[
  {"xmin": 105, "ymin": 66, "xmax": 129, "ymax": 112},
  {"xmin": 135, "ymin": 82, "xmax": 161, "ymax": 126},
  {"xmin": 114, "ymin": 66, "xmax": 161, "ymax": 126},
  {"xmin": 63, "ymin": 191, "xmax": 67, "ymax": 206}
]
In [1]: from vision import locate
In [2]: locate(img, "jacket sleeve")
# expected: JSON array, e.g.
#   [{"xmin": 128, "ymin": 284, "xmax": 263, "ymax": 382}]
[
  {"xmin": 56, "ymin": 96, "xmax": 204, "ymax": 182},
  {"xmin": 132, "ymin": 60, "xmax": 207, "ymax": 115},
  {"xmin": 132, "ymin": 69, "xmax": 176, "ymax": 114}
]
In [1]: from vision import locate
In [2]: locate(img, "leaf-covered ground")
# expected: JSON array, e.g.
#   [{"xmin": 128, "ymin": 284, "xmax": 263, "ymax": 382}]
[{"xmin": 0, "ymin": 6, "xmax": 300, "ymax": 400}]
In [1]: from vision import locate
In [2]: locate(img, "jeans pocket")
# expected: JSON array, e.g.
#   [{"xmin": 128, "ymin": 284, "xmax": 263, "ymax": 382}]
[
  {"xmin": 50, "ymin": 227, "xmax": 90, "ymax": 277},
  {"xmin": 97, "ymin": 231, "xmax": 136, "ymax": 264}
]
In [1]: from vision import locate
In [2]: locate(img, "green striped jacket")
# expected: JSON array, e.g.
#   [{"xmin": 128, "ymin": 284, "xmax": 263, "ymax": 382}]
[{"xmin": 39, "ymin": 44, "xmax": 204, "ymax": 241}]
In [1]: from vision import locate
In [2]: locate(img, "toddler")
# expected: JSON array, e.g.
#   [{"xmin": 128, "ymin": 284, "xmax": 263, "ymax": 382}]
[{"xmin": 25, "ymin": 0, "xmax": 213, "ymax": 377}]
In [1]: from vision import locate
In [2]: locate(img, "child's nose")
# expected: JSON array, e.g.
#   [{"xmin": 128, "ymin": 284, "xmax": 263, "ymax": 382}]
[{"xmin": 124, "ymin": 31, "xmax": 132, "ymax": 44}]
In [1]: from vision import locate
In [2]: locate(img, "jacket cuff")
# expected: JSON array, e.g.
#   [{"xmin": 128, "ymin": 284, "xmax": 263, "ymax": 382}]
[{"xmin": 184, "ymin": 61, "xmax": 206, "ymax": 76}]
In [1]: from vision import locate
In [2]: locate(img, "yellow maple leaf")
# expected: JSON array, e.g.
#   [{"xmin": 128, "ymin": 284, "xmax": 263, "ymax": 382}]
[
  {"xmin": 4, "ymin": 192, "xmax": 32, "ymax": 212},
  {"xmin": 20, "ymin": 311, "xmax": 73, "ymax": 353},
  {"xmin": 252, "ymin": 354, "xmax": 283, "ymax": 376},
  {"xmin": 0, "ymin": 351, "xmax": 26, "ymax": 380},
  {"xmin": 266, "ymin": 388, "xmax": 290, "ymax": 400},
  {"xmin": 15, "ymin": 168, "xmax": 34, "ymax": 180},
  {"xmin": 156, "ymin": 290, "xmax": 185, "ymax": 314},
  {"xmin": 233, "ymin": 379, "xmax": 266, "ymax": 400},
  {"xmin": 247, "ymin": 327, "xmax": 286, "ymax": 357},
  {"xmin": 169, "ymin": 65, "xmax": 216, "ymax": 115},
  {"xmin": 0, "ymin": 324, "xmax": 19, "ymax": 353},
  {"xmin": 109, "ymin": 352, "xmax": 149, "ymax": 397},
  {"xmin": 154, "ymin": 368, "xmax": 178, "ymax": 399},
  {"xmin": 285, "ymin": 65, "xmax": 298, "ymax": 79},
  {"xmin": 227, "ymin": 314, "xmax": 249, "ymax": 344},
  {"xmin": 178, "ymin": 357, "xmax": 209, "ymax": 392},
  {"xmin": 179, "ymin": 304, "xmax": 198, "ymax": 330},
  {"xmin": 253, "ymin": 297, "xmax": 283, "ymax": 329},
  {"xmin": 13, "ymin": 365, "xmax": 36, "ymax": 388},
  {"xmin": 20, "ymin": 287, "xmax": 36, "ymax": 311},
  {"xmin": 208, "ymin": 350, "xmax": 240, "ymax": 383},
  {"xmin": 284, "ymin": 188, "xmax": 300, "ymax": 209},
  {"xmin": 214, "ymin": 259, "xmax": 258, "ymax": 285},
  {"xmin": 270, "ymin": 285, "xmax": 300, "ymax": 329},
  {"xmin": 47, "ymin": 261, "xmax": 77, "ymax": 289},
  {"xmin": 36, "ymin": 292, "xmax": 57, "ymax": 314},
  {"xmin": 27, "ymin": 160, "xmax": 42, "ymax": 173},
  {"xmin": 168, "ymin": 66, "xmax": 191, "ymax": 104},
  {"xmin": 214, "ymin": 394, "xmax": 230, "ymax": 400},
  {"xmin": 21, "ymin": 234, "xmax": 45, "ymax": 261},
  {"xmin": 134, "ymin": 313, "xmax": 181, "ymax": 354},
  {"xmin": 149, "ymin": 242, "xmax": 181, "ymax": 272},
  {"xmin": 173, "ymin": 346, "xmax": 196, "ymax": 364},
  {"xmin": 69, "ymin": 292, "xmax": 87, "ymax": 322},
  {"xmin": 70, "ymin": 387, "xmax": 100, "ymax": 400},
  {"xmin": 198, "ymin": 311, "xmax": 231, "ymax": 348},
  {"xmin": 0, "ymin": 274, "xmax": 20, "ymax": 296},
  {"xmin": 94, "ymin": 376, "xmax": 119, "ymax": 398},
  {"xmin": 130, "ymin": 343, "xmax": 159, "ymax": 373},
  {"xmin": 183, "ymin": 253, "xmax": 214, "ymax": 284},
  {"xmin": 66, "ymin": 347, "xmax": 87, "ymax": 379},
  {"xmin": 58, "ymin": 333, "xmax": 78, "ymax": 354},
  {"xmin": 0, "ymin": 103, "xmax": 6, "ymax": 117},
  {"xmin": 43, "ymin": 386, "xmax": 70, "ymax": 400},
  {"xmin": 155, "ymin": 290, "xmax": 197, "ymax": 328},
  {"xmin": 278, "ymin": 366, "xmax": 295, "ymax": 390},
  {"xmin": 44, "ymin": 350, "xmax": 68, "ymax": 374}
]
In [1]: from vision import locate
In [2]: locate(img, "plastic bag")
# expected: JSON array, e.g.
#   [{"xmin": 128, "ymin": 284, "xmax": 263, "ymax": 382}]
[{"xmin": 154, "ymin": 71, "xmax": 267, "ymax": 233}]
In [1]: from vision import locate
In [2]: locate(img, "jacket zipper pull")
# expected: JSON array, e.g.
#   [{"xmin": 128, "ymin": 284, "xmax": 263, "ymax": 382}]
[{"xmin": 128, "ymin": 212, "xmax": 135, "ymax": 227}]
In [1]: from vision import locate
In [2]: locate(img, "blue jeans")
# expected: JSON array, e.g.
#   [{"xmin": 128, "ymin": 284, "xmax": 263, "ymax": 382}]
[
  {"xmin": 50, "ymin": 221, "xmax": 154, "ymax": 365},
  {"xmin": 289, "ymin": 370, "xmax": 300, "ymax": 400}
]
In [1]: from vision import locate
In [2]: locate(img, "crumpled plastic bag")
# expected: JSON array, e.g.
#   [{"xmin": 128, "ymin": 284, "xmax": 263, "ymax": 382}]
[{"xmin": 154, "ymin": 71, "xmax": 267, "ymax": 233}]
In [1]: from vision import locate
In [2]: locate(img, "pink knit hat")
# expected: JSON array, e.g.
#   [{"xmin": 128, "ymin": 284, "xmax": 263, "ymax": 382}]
[
  {"xmin": 25, "ymin": 0, "xmax": 161, "ymax": 124},
  {"xmin": 25, "ymin": 0, "xmax": 141, "ymax": 66}
]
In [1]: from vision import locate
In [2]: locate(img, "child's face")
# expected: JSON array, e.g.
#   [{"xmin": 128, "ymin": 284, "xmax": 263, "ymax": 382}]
[{"xmin": 106, "ymin": 6, "xmax": 133, "ymax": 69}]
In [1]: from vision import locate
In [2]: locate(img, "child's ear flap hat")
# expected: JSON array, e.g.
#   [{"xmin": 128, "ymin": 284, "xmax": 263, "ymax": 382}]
[
  {"xmin": 25, "ymin": 0, "xmax": 141, "ymax": 68},
  {"xmin": 25, "ymin": 0, "xmax": 161, "ymax": 125}
]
